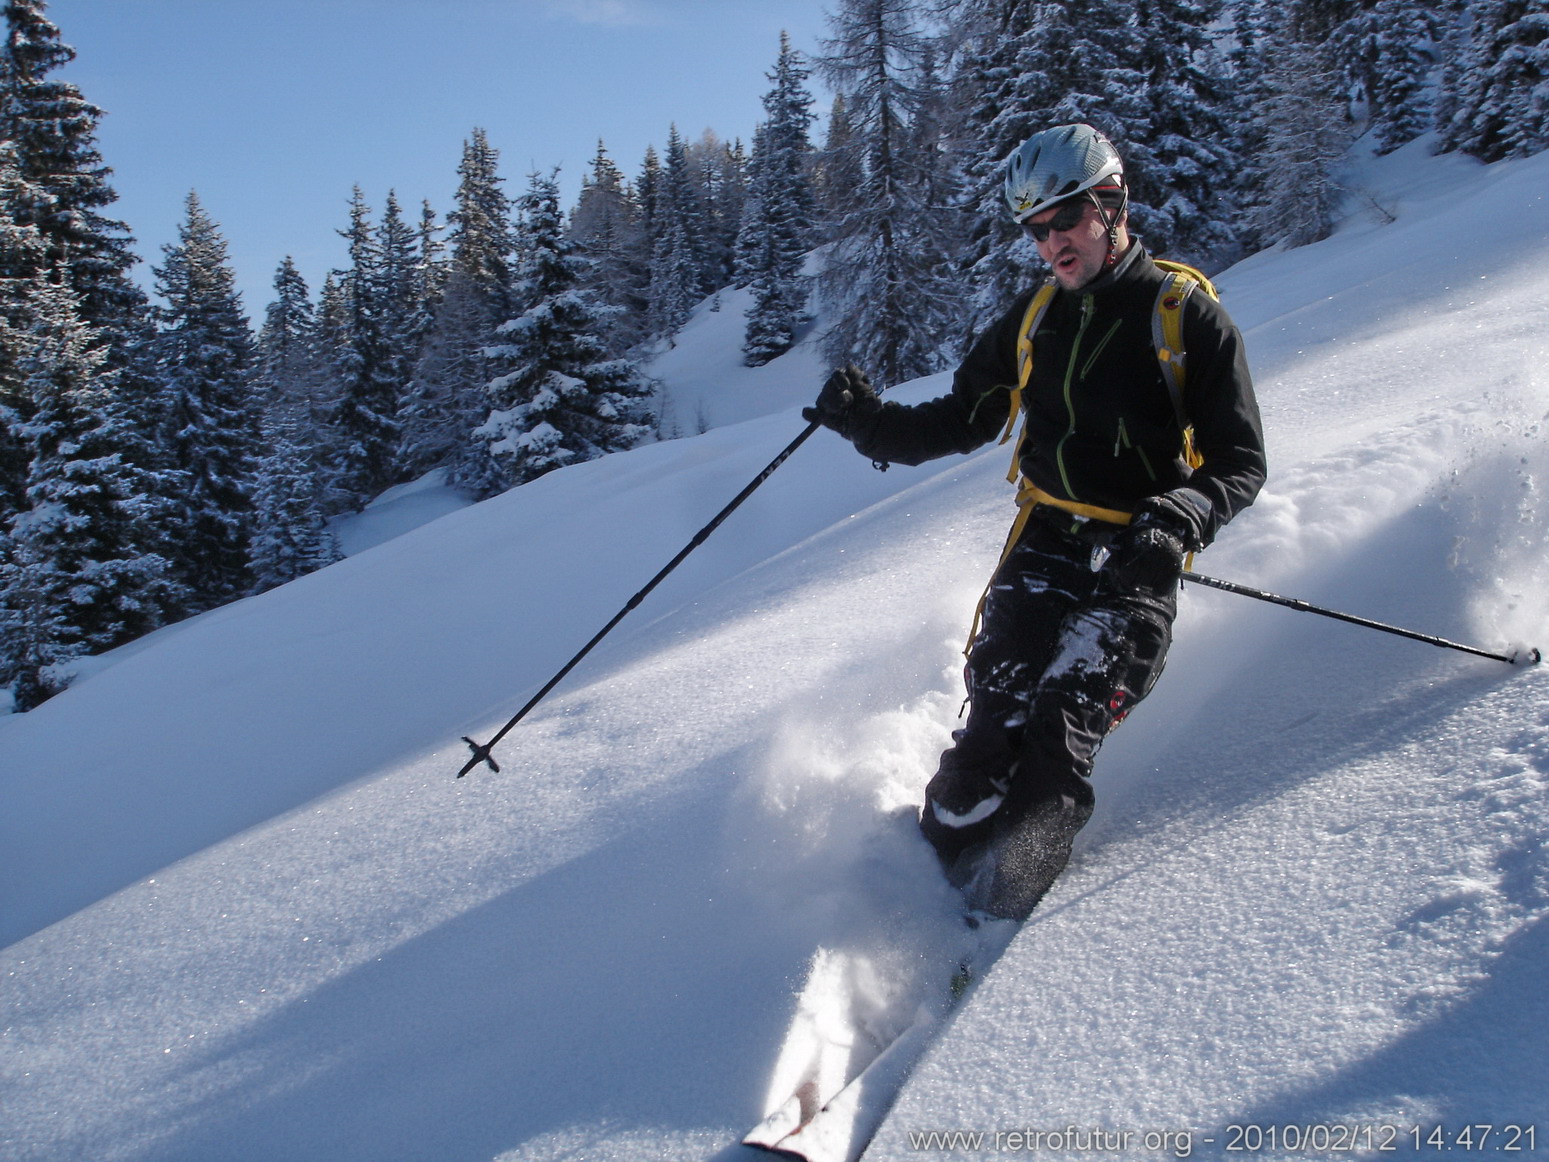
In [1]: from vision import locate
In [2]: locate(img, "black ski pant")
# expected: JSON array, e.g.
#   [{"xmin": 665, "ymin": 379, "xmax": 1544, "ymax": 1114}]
[{"xmin": 920, "ymin": 510, "xmax": 1177, "ymax": 917}]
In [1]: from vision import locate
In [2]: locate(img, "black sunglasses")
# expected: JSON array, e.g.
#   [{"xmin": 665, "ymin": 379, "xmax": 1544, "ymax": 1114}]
[{"xmin": 1020, "ymin": 199, "xmax": 1090, "ymax": 242}]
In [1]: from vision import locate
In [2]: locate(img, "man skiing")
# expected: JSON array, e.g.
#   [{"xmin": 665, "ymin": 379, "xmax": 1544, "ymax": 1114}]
[{"xmin": 805, "ymin": 124, "xmax": 1267, "ymax": 919}]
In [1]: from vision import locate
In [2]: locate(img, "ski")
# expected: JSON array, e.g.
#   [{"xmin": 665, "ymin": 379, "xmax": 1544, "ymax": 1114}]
[{"xmin": 742, "ymin": 916, "xmax": 1016, "ymax": 1162}]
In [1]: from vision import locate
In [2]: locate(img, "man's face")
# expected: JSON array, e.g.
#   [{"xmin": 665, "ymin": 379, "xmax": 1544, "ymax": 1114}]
[{"xmin": 1025, "ymin": 197, "xmax": 1126, "ymax": 291}]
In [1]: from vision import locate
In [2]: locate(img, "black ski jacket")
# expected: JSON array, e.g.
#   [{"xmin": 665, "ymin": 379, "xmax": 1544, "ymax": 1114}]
[{"xmin": 848, "ymin": 246, "xmax": 1266, "ymax": 547}]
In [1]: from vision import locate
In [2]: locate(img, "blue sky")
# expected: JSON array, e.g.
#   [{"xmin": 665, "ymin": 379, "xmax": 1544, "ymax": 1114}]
[{"xmin": 52, "ymin": 0, "xmax": 835, "ymax": 319}]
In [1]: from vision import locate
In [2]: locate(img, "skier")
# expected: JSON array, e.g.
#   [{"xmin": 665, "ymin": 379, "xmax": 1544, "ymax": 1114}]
[{"xmin": 805, "ymin": 124, "xmax": 1267, "ymax": 919}]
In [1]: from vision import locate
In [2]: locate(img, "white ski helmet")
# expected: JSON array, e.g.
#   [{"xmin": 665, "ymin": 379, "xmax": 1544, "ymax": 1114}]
[{"xmin": 1004, "ymin": 124, "xmax": 1125, "ymax": 223}]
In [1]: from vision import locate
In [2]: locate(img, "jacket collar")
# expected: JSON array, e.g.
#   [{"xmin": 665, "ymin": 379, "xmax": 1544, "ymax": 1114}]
[{"xmin": 1073, "ymin": 240, "xmax": 1148, "ymax": 295}]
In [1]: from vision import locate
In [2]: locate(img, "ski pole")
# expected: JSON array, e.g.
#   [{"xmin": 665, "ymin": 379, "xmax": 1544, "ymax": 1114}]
[
  {"xmin": 1182, "ymin": 571, "xmax": 1541, "ymax": 666},
  {"xmin": 458, "ymin": 418, "xmax": 825, "ymax": 777}
]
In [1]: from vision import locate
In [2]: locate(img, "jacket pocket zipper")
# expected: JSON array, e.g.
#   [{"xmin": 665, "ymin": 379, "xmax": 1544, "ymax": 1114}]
[{"xmin": 1115, "ymin": 417, "xmax": 1159, "ymax": 481}]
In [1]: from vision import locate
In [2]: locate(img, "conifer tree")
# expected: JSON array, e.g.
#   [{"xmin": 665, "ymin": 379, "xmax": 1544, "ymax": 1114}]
[
  {"xmin": 0, "ymin": 0, "xmax": 145, "ymax": 334},
  {"xmin": 254, "ymin": 254, "xmax": 339, "ymax": 546},
  {"xmin": 153, "ymin": 192, "xmax": 261, "ymax": 608},
  {"xmin": 1240, "ymin": 5, "xmax": 1354, "ymax": 248},
  {"xmin": 1, "ymin": 0, "xmax": 166, "ymax": 532},
  {"xmin": 684, "ymin": 130, "xmax": 746, "ymax": 293},
  {"xmin": 2, "ymin": 280, "xmax": 182, "ymax": 708},
  {"xmin": 377, "ymin": 191, "xmax": 430, "ymax": 399},
  {"xmin": 813, "ymin": 93, "xmax": 861, "ymax": 228},
  {"xmin": 325, "ymin": 187, "xmax": 404, "ymax": 509},
  {"xmin": 1440, "ymin": 0, "xmax": 1549, "ymax": 161},
  {"xmin": 479, "ymin": 170, "xmax": 654, "ymax": 488},
  {"xmin": 635, "ymin": 143, "xmax": 664, "ymax": 255},
  {"xmin": 1351, "ymin": 0, "xmax": 1446, "ymax": 153},
  {"xmin": 570, "ymin": 140, "xmax": 646, "ymax": 355},
  {"xmin": 256, "ymin": 257, "xmax": 325, "ymax": 431},
  {"xmin": 248, "ymin": 414, "xmax": 340, "ymax": 592},
  {"xmin": 0, "ymin": 534, "xmax": 70, "ymax": 710},
  {"xmin": 817, "ymin": 0, "xmax": 969, "ymax": 385},
  {"xmin": 647, "ymin": 125, "xmax": 714, "ymax": 338},
  {"xmin": 447, "ymin": 128, "xmax": 516, "ymax": 314},
  {"xmin": 1128, "ymin": 0, "xmax": 1243, "ymax": 264},
  {"xmin": 737, "ymin": 31, "xmax": 818, "ymax": 366},
  {"xmin": 402, "ymin": 130, "xmax": 516, "ymax": 493},
  {"xmin": 0, "ymin": 140, "xmax": 43, "ymax": 523},
  {"xmin": 415, "ymin": 198, "xmax": 447, "ymax": 310}
]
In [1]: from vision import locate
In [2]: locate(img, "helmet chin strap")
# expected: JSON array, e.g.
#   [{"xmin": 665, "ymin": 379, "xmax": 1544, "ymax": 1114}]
[{"xmin": 1091, "ymin": 187, "xmax": 1129, "ymax": 267}]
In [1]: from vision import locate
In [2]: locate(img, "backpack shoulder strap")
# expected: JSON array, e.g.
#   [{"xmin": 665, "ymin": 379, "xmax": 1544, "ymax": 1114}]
[
  {"xmin": 1151, "ymin": 260, "xmax": 1217, "ymax": 470},
  {"xmin": 1150, "ymin": 261, "xmax": 1216, "ymax": 425},
  {"xmin": 999, "ymin": 280, "xmax": 1058, "ymax": 482}
]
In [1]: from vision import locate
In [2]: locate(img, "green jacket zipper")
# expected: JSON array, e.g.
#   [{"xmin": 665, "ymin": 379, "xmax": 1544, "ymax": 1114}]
[
  {"xmin": 1055, "ymin": 297, "xmax": 1125, "ymax": 500},
  {"xmin": 1115, "ymin": 416, "xmax": 1159, "ymax": 481}
]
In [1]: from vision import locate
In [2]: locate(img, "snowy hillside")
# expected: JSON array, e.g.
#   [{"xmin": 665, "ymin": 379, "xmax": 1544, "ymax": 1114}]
[{"xmin": 3, "ymin": 139, "xmax": 1547, "ymax": 1162}]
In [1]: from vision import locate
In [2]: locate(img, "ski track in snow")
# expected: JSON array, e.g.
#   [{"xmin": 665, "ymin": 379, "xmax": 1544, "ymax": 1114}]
[{"xmin": 4, "ymin": 139, "xmax": 1549, "ymax": 1162}]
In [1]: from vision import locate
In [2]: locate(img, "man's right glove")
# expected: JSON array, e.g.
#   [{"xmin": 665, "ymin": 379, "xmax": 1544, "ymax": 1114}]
[
  {"xmin": 1102, "ymin": 520, "xmax": 1187, "ymax": 596},
  {"xmin": 1101, "ymin": 490, "xmax": 1209, "ymax": 596},
  {"xmin": 802, "ymin": 363, "xmax": 882, "ymax": 440}
]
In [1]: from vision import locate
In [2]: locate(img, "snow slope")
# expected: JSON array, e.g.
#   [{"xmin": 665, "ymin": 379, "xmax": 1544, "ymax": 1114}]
[{"xmin": 3, "ymin": 139, "xmax": 1547, "ymax": 1162}]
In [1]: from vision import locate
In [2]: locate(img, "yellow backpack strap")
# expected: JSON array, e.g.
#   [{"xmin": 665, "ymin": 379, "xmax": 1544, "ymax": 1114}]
[
  {"xmin": 963, "ymin": 481, "xmax": 1133, "ymax": 658},
  {"xmin": 1152, "ymin": 270, "xmax": 1195, "ymax": 435},
  {"xmin": 1151, "ymin": 261, "xmax": 1217, "ymax": 472},
  {"xmin": 999, "ymin": 281, "xmax": 1058, "ymax": 481}
]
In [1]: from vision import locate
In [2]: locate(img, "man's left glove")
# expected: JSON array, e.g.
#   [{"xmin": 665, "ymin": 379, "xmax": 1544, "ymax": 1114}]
[
  {"xmin": 802, "ymin": 363, "xmax": 881, "ymax": 441},
  {"xmin": 1101, "ymin": 489, "xmax": 1211, "ymax": 596}
]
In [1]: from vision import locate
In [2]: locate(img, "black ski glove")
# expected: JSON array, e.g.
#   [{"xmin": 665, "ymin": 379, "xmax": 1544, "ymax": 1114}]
[
  {"xmin": 803, "ymin": 364, "xmax": 882, "ymax": 441},
  {"xmin": 1102, "ymin": 521, "xmax": 1186, "ymax": 596},
  {"xmin": 1101, "ymin": 489, "xmax": 1210, "ymax": 596}
]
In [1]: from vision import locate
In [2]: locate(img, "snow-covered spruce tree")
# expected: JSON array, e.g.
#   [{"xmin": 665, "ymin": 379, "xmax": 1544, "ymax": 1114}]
[
  {"xmin": 377, "ymin": 191, "xmax": 430, "ymax": 410},
  {"xmin": 1440, "ymin": 0, "xmax": 1549, "ymax": 162},
  {"xmin": 401, "ymin": 129, "xmax": 516, "ymax": 495},
  {"xmin": 1128, "ymin": 0, "xmax": 1244, "ymax": 266},
  {"xmin": 1240, "ymin": 4, "xmax": 1355, "ymax": 248},
  {"xmin": 478, "ymin": 170, "xmax": 654, "ymax": 490},
  {"xmin": 1224, "ymin": 0, "xmax": 1280, "ymax": 251},
  {"xmin": 646, "ymin": 126, "xmax": 712, "ymax": 340},
  {"xmin": 0, "ymin": 534, "xmax": 71, "ymax": 710},
  {"xmin": 817, "ymin": 0, "xmax": 969, "ymax": 386},
  {"xmin": 633, "ymin": 142, "xmax": 663, "ymax": 246},
  {"xmin": 1, "ymin": 0, "xmax": 168, "ymax": 535},
  {"xmin": 686, "ymin": 130, "xmax": 748, "ymax": 296},
  {"xmin": 153, "ymin": 191, "xmax": 261, "ymax": 609},
  {"xmin": 569, "ymin": 140, "xmax": 647, "ymax": 356},
  {"xmin": 0, "ymin": 140, "xmax": 44, "ymax": 523},
  {"xmin": 256, "ymin": 258, "xmax": 327, "ymax": 436},
  {"xmin": 1344, "ymin": 0, "xmax": 1448, "ymax": 154},
  {"xmin": 402, "ymin": 276, "xmax": 497, "ymax": 488},
  {"xmin": 248, "ymin": 414, "xmax": 340, "ymax": 593},
  {"xmin": 253, "ymin": 255, "xmax": 340, "ymax": 551},
  {"xmin": 414, "ymin": 198, "xmax": 447, "ymax": 312},
  {"xmin": 2, "ymin": 280, "xmax": 182, "ymax": 709},
  {"xmin": 737, "ymin": 31, "xmax": 818, "ymax": 367},
  {"xmin": 0, "ymin": 0, "xmax": 146, "ymax": 337},
  {"xmin": 325, "ymin": 188, "xmax": 404, "ymax": 510}
]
